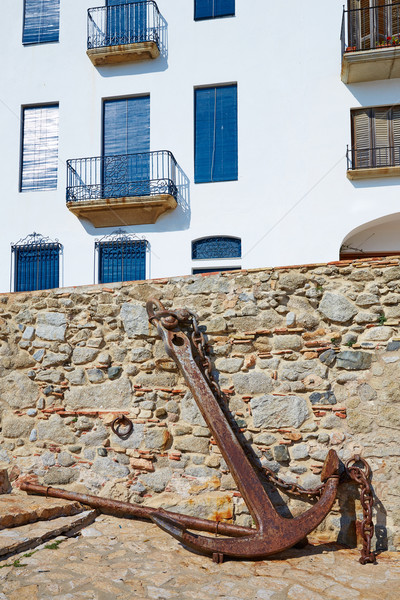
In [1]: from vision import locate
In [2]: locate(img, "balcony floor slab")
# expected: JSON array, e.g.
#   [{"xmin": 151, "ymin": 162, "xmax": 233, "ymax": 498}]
[
  {"xmin": 347, "ymin": 165, "xmax": 400, "ymax": 180},
  {"xmin": 87, "ymin": 42, "xmax": 160, "ymax": 66},
  {"xmin": 342, "ymin": 46, "xmax": 400, "ymax": 83},
  {"xmin": 66, "ymin": 194, "xmax": 177, "ymax": 227}
]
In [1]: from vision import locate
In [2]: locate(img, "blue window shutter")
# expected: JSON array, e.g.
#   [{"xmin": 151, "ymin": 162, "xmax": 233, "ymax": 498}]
[
  {"xmin": 98, "ymin": 240, "xmax": 147, "ymax": 283},
  {"xmin": 195, "ymin": 0, "xmax": 235, "ymax": 20},
  {"xmin": 14, "ymin": 243, "xmax": 60, "ymax": 292},
  {"xmin": 195, "ymin": 85, "xmax": 238, "ymax": 183},
  {"xmin": 23, "ymin": 0, "xmax": 60, "ymax": 45},
  {"xmin": 103, "ymin": 96, "xmax": 150, "ymax": 197},
  {"xmin": 106, "ymin": 0, "xmax": 147, "ymax": 45},
  {"xmin": 21, "ymin": 105, "xmax": 59, "ymax": 192}
]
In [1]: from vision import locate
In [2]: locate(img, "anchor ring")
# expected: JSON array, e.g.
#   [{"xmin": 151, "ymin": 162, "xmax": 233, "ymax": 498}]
[
  {"xmin": 111, "ymin": 415, "xmax": 133, "ymax": 440},
  {"xmin": 345, "ymin": 455, "xmax": 371, "ymax": 479}
]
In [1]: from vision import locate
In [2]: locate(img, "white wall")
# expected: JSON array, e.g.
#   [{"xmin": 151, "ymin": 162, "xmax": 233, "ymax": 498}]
[{"xmin": 1, "ymin": 0, "xmax": 400, "ymax": 292}]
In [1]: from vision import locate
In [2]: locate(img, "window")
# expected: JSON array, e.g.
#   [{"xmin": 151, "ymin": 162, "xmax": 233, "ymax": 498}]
[
  {"xmin": 347, "ymin": 1, "xmax": 400, "ymax": 51},
  {"xmin": 194, "ymin": 85, "xmax": 238, "ymax": 183},
  {"xmin": 23, "ymin": 0, "xmax": 60, "ymax": 45},
  {"xmin": 11, "ymin": 233, "xmax": 61, "ymax": 292},
  {"xmin": 20, "ymin": 104, "xmax": 59, "ymax": 192},
  {"xmin": 106, "ymin": 0, "xmax": 148, "ymax": 46},
  {"xmin": 351, "ymin": 106, "xmax": 400, "ymax": 168},
  {"xmin": 96, "ymin": 232, "xmax": 148, "ymax": 283},
  {"xmin": 192, "ymin": 236, "xmax": 241, "ymax": 259},
  {"xmin": 103, "ymin": 96, "xmax": 150, "ymax": 198},
  {"xmin": 194, "ymin": 0, "xmax": 235, "ymax": 20}
]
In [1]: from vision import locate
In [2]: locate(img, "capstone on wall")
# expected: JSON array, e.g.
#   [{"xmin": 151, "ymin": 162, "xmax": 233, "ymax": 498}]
[{"xmin": 0, "ymin": 257, "xmax": 399, "ymax": 551}]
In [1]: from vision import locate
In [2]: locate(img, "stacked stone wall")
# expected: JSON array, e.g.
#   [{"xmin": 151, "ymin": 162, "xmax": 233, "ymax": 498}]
[{"xmin": 0, "ymin": 257, "xmax": 399, "ymax": 551}]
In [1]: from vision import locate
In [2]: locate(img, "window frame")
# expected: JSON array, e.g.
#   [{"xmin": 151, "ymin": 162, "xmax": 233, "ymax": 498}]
[
  {"xmin": 194, "ymin": 0, "xmax": 235, "ymax": 21},
  {"xmin": 22, "ymin": 0, "xmax": 60, "ymax": 46},
  {"xmin": 20, "ymin": 103, "xmax": 60, "ymax": 193},
  {"xmin": 95, "ymin": 232, "xmax": 149, "ymax": 284},
  {"xmin": 191, "ymin": 236, "xmax": 242, "ymax": 261},
  {"xmin": 11, "ymin": 233, "xmax": 62, "ymax": 292},
  {"xmin": 194, "ymin": 83, "xmax": 238, "ymax": 184},
  {"xmin": 350, "ymin": 103, "xmax": 400, "ymax": 168}
]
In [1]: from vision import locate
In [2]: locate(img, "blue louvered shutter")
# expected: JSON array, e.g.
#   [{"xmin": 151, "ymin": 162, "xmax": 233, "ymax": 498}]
[
  {"xmin": 98, "ymin": 240, "xmax": 146, "ymax": 283},
  {"xmin": 195, "ymin": 85, "xmax": 238, "ymax": 183},
  {"xmin": 21, "ymin": 105, "xmax": 59, "ymax": 192},
  {"xmin": 106, "ymin": 0, "xmax": 147, "ymax": 46},
  {"xmin": 103, "ymin": 96, "xmax": 150, "ymax": 198},
  {"xmin": 23, "ymin": 0, "xmax": 60, "ymax": 45},
  {"xmin": 14, "ymin": 243, "xmax": 59, "ymax": 292},
  {"xmin": 195, "ymin": 0, "xmax": 235, "ymax": 20}
]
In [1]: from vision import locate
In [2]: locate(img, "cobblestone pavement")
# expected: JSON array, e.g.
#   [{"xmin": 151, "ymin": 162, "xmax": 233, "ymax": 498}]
[{"xmin": 0, "ymin": 516, "xmax": 398, "ymax": 600}]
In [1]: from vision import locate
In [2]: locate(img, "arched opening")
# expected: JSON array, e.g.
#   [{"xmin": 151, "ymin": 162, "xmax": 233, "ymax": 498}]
[{"xmin": 340, "ymin": 213, "xmax": 400, "ymax": 259}]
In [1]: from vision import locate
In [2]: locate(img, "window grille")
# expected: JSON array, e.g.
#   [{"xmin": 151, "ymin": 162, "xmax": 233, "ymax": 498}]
[
  {"xmin": 194, "ymin": 0, "xmax": 235, "ymax": 20},
  {"xmin": 192, "ymin": 236, "xmax": 241, "ymax": 260},
  {"xmin": 95, "ymin": 230, "xmax": 148, "ymax": 283},
  {"xmin": 194, "ymin": 85, "xmax": 238, "ymax": 183},
  {"xmin": 11, "ymin": 233, "xmax": 61, "ymax": 292},
  {"xmin": 23, "ymin": 0, "xmax": 60, "ymax": 45},
  {"xmin": 20, "ymin": 105, "xmax": 59, "ymax": 192},
  {"xmin": 105, "ymin": 0, "xmax": 148, "ymax": 46}
]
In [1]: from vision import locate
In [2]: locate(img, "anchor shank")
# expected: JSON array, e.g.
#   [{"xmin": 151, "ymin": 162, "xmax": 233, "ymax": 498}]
[{"xmin": 157, "ymin": 325, "xmax": 283, "ymax": 531}]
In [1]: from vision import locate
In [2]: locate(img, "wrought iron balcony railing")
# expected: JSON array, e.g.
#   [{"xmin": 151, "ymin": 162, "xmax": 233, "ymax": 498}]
[
  {"xmin": 347, "ymin": 145, "xmax": 400, "ymax": 170},
  {"xmin": 66, "ymin": 151, "xmax": 178, "ymax": 203},
  {"xmin": 341, "ymin": 2, "xmax": 400, "ymax": 53},
  {"xmin": 88, "ymin": 1, "xmax": 160, "ymax": 50}
]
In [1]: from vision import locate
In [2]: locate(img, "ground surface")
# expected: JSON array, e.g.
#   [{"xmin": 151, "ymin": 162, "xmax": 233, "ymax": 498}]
[{"xmin": 0, "ymin": 516, "xmax": 398, "ymax": 600}]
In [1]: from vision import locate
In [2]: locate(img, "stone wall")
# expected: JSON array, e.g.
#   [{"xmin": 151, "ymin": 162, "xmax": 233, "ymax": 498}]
[{"xmin": 0, "ymin": 257, "xmax": 399, "ymax": 551}]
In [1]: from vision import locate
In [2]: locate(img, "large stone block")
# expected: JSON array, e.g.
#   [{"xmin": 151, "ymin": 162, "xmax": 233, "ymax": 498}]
[
  {"xmin": 250, "ymin": 394, "xmax": 310, "ymax": 428},
  {"xmin": 2, "ymin": 413, "xmax": 33, "ymax": 439},
  {"xmin": 0, "ymin": 372, "xmax": 38, "ymax": 409},
  {"xmin": 180, "ymin": 393, "xmax": 206, "ymax": 426},
  {"xmin": 109, "ymin": 423, "xmax": 144, "ymax": 449},
  {"xmin": 36, "ymin": 313, "xmax": 67, "ymax": 341},
  {"xmin": 319, "ymin": 292, "xmax": 357, "ymax": 323},
  {"xmin": 336, "ymin": 351, "xmax": 372, "ymax": 371},
  {"xmin": 65, "ymin": 377, "xmax": 132, "ymax": 409},
  {"xmin": 120, "ymin": 303, "xmax": 149, "ymax": 338},
  {"xmin": 232, "ymin": 372, "xmax": 273, "ymax": 395},
  {"xmin": 37, "ymin": 415, "xmax": 77, "ymax": 444}
]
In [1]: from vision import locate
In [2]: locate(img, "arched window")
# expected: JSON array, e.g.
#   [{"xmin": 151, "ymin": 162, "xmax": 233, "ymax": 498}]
[
  {"xmin": 95, "ymin": 229, "xmax": 148, "ymax": 283},
  {"xmin": 11, "ymin": 232, "xmax": 62, "ymax": 292},
  {"xmin": 192, "ymin": 236, "xmax": 241, "ymax": 260}
]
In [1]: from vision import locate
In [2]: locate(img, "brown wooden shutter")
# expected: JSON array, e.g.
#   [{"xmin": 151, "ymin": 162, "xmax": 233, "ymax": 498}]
[
  {"xmin": 392, "ymin": 107, "xmax": 400, "ymax": 166},
  {"xmin": 352, "ymin": 109, "xmax": 372, "ymax": 168},
  {"xmin": 374, "ymin": 108, "xmax": 390, "ymax": 166},
  {"xmin": 391, "ymin": 2, "xmax": 400, "ymax": 38}
]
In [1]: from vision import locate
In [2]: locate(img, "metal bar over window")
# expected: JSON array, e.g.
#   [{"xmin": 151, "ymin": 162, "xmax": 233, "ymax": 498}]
[{"xmin": 342, "ymin": 1, "xmax": 400, "ymax": 52}]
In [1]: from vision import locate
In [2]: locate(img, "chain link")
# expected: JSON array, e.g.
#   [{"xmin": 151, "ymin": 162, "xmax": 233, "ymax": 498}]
[{"xmin": 345, "ymin": 456, "xmax": 375, "ymax": 564}]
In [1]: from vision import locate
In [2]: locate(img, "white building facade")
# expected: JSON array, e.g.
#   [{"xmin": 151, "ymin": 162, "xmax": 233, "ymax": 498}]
[{"xmin": 1, "ymin": 0, "xmax": 400, "ymax": 292}]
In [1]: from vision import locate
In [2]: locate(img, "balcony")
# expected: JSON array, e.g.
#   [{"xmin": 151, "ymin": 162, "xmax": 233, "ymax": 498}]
[
  {"xmin": 341, "ymin": 2, "xmax": 400, "ymax": 83},
  {"xmin": 346, "ymin": 145, "xmax": 400, "ymax": 179},
  {"xmin": 66, "ymin": 151, "xmax": 178, "ymax": 227},
  {"xmin": 87, "ymin": 1, "xmax": 161, "ymax": 66}
]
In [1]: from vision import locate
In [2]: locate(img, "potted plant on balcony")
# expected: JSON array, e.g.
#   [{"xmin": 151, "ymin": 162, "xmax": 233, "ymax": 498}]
[{"xmin": 345, "ymin": 46, "xmax": 357, "ymax": 52}]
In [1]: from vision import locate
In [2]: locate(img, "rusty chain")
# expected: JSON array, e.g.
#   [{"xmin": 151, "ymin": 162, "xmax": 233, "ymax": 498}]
[
  {"xmin": 148, "ymin": 300, "xmax": 376, "ymax": 564},
  {"xmin": 345, "ymin": 455, "xmax": 376, "ymax": 564}
]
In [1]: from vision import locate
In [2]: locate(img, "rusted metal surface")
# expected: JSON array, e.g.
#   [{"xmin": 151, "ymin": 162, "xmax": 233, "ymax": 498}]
[
  {"xmin": 345, "ymin": 455, "xmax": 376, "ymax": 564},
  {"xmin": 21, "ymin": 299, "xmax": 376, "ymax": 564},
  {"xmin": 111, "ymin": 415, "xmax": 134, "ymax": 440},
  {"xmin": 19, "ymin": 482, "xmax": 252, "ymax": 538},
  {"xmin": 146, "ymin": 299, "xmax": 340, "ymax": 561}
]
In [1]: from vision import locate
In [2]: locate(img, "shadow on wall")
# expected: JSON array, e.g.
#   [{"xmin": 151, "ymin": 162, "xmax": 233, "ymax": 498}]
[{"xmin": 96, "ymin": 12, "xmax": 169, "ymax": 76}]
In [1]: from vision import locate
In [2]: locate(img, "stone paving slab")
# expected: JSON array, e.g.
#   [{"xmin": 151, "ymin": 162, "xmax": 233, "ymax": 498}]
[
  {"xmin": 0, "ymin": 515, "xmax": 398, "ymax": 599},
  {"xmin": 0, "ymin": 494, "xmax": 84, "ymax": 529},
  {"xmin": 0, "ymin": 509, "xmax": 97, "ymax": 559}
]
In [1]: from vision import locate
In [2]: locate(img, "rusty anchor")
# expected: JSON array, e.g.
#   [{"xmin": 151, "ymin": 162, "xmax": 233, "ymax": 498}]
[
  {"xmin": 21, "ymin": 299, "xmax": 375, "ymax": 564},
  {"xmin": 145, "ymin": 299, "xmax": 340, "ymax": 561}
]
